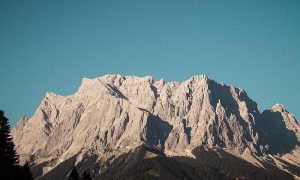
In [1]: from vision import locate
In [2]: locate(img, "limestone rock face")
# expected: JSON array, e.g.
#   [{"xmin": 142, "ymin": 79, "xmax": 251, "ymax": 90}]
[{"xmin": 12, "ymin": 74, "xmax": 300, "ymax": 179}]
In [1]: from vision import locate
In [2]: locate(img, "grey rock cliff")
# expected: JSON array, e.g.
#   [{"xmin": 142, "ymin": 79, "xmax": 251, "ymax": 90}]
[{"xmin": 12, "ymin": 74, "xmax": 300, "ymax": 179}]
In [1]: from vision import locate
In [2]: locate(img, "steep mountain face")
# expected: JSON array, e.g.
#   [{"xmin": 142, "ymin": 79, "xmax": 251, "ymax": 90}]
[
  {"xmin": 12, "ymin": 74, "xmax": 300, "ymax": 179},
  {"xmin": 257, "ymin": 104, "xmax": 300, "ymax": 154}
]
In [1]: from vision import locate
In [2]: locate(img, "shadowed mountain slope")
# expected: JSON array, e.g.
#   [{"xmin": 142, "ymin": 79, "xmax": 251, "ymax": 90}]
[{"xmin": 11, "ymin": 74, "xmax": 300, "ymax": 179}]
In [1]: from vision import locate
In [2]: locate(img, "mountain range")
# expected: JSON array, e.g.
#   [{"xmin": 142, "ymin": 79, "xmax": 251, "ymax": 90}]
[{"xmin": 12, "ymin": 74, "xmax": 300, "ymax": 179}]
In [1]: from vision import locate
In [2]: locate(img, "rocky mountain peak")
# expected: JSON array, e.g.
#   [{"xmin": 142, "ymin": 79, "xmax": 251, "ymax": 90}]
[
  {"xmin": 271, "ymin": 103, "xmax": 286, "ymax": 112},
  {"xmin": 11, "ymin": 74, "xmax": 300, "ymax": 179}
]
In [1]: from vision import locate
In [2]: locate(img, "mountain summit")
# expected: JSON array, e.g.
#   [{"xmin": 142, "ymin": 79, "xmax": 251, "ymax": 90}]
[{"xmin": 12, "ymin": 74, "xmax": 300, "ymax": 179}]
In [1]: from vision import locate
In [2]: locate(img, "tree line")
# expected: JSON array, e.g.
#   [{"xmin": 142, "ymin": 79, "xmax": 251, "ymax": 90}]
[{"xmin": 0, "ymin": 110, "xmax": 33, "ymax": 180}]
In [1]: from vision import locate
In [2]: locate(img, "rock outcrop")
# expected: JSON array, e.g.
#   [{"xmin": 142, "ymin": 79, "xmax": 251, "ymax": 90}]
[{"xmin": 12, "ymin": 74, "xmax": 300, "ymax": 179}]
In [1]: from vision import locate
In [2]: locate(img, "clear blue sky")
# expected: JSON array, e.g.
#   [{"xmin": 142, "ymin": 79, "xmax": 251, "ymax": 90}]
[{"xmin": 1, "ymin": 0, "xmax": 299, "ymax": 126}]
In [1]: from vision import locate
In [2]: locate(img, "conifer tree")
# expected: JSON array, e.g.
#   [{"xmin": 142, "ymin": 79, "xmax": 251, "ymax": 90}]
[{"xmin": 0, "ymin": 110, "xmax": 20, "ymax": 179}]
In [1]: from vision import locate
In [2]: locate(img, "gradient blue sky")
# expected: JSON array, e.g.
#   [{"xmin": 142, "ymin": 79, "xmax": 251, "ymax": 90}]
[{"xmin": 1, "ymin": 0, "xmax": 299, "ymax": 126}]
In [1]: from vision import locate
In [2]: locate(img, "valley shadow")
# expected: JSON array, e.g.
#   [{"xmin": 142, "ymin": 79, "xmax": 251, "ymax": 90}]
[
  {"xmin": 97, "ymin": 145, "xmax": 228, "ymax": 180},
  {"xmin": 76, "ymin": 154, "xmax": 100, "ymax": 177},
  {"xmin": 31, "ymin": 161, "xmax": 48, "ymax": 179},
  {"xmin": 36, "ymin": 153, "xmax": 103, "ymax": 180},
  {"xmin": 97, "ymin": 145, "xmax": 294, "ymax": 180},
  {"xmin": 38, "ymin": 155, "xmax": 77, "ymax": 180},
  {"xmin": 190, "ymin": 146, "xmax": 293, "ymax": 180},
  {"xmin": 270, "ymin": 156, "xmax": 300, "ymax": 177}
]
